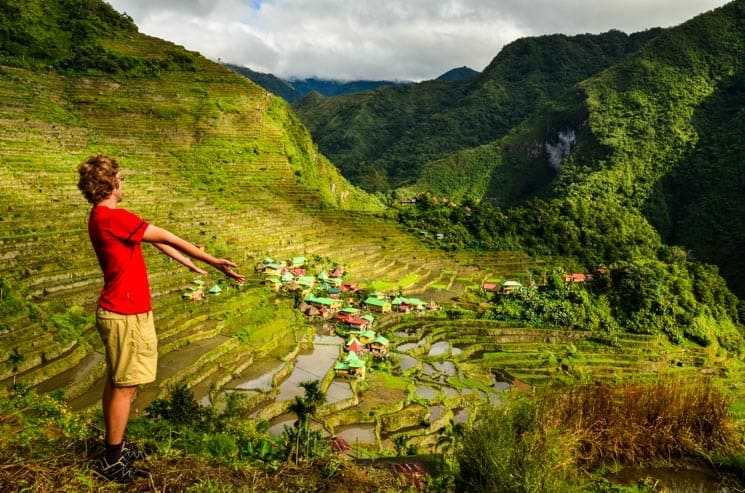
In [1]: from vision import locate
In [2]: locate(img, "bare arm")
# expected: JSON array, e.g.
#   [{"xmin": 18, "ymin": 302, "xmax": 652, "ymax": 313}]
[
  {"xmin": 143, "ymin": 224, "xmax": 245, "ymax": 283},
  {"xmin": 152, "ymin": 242, "xmax": 208, "ymax": 275}
]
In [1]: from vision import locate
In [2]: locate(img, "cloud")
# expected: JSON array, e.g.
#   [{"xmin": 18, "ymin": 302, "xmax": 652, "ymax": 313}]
[{"xmin": 106, "ymin": 0, "xmax": 730, "ymax": 81}]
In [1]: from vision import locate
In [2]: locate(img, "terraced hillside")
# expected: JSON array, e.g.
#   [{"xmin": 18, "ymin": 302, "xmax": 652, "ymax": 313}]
[
  {"xmin": 0, "ymin": 28, "xmax": 538, "ymax": 409},
  {"xmin": 278, "ymin": 313, "xmax": 739, "ymax": 456}
]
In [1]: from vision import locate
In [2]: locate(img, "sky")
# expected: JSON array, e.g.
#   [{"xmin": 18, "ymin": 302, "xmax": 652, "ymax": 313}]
[{"xmin": 106, "ymin": 0, "xmax": 731, "ymax": 82}]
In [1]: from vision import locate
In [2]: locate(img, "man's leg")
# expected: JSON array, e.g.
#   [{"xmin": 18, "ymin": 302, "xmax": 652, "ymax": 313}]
[{"xmin": 102, "ymin": 379, "xmax": 138, "ymax": 461}]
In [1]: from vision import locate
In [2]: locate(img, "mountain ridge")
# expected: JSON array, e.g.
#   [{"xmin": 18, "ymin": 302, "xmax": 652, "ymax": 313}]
[
  {"xmin": 293, "ymin": 28, "xmax": 662, "ymax": 191},
  {"xmin": 224, "ymin": 63, "xmax": 411, "ymax": 102}
]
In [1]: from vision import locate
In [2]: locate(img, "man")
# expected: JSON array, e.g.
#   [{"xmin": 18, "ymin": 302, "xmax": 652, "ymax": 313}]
[{"xmin": 77, "ymin": 154, "xmax": 245, "ymax": 481}]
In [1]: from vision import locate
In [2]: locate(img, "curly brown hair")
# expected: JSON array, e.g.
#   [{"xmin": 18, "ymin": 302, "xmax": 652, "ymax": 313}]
[{"xmin": 77, "ymin": 154, "xmax": 120, "ymax": 204}]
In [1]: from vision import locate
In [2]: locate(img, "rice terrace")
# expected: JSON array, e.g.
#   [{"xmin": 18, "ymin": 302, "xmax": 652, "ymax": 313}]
[{"xmin": 3, "ymin": 1, "xmax": 745, "ymax": 491}]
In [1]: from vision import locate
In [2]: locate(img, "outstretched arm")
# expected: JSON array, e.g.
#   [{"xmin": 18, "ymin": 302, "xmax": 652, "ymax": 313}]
[
  {"xmin": 152, "ymin": 242, "xmax": 208, "ymax": 275},
  {"xmin": 143, "ymin": 224, "xmax": 245, "ymax": 283}
]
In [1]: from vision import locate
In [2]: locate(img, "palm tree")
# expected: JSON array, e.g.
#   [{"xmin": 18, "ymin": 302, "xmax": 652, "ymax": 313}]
[
  {"xmin": 437, "ymin": 418, "xmax": 466, "ymax": 466},
  {"xmin": 286, "ymin": 379, "xmax": 326, "ymax": 462}
]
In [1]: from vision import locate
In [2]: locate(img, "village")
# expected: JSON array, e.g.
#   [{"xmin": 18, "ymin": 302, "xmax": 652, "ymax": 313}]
[
  {"xmin": 254, "ymin": 255, "xmax": 440, "ymax": 380},
  {"xmin": 182, "ymin": 255, "xmax": 600, "ymax": 383}
]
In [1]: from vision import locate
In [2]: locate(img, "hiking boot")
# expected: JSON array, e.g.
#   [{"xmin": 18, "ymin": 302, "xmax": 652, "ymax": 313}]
[
  {"xmin": 121, "ymin": 441, "xmax": 146, "ymax": 463},
  {"xmin": 95, "ymin": 455, "xmax": 140, "ymax": 483}
]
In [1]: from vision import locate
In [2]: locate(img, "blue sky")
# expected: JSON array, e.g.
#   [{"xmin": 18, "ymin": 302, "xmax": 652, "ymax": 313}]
[{"xmin": 106, "ymin": 0, "xmax": 731, "ymax": 81}]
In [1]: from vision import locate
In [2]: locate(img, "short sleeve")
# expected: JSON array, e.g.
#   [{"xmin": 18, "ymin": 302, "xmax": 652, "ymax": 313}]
[{"xmin": 109, "ymin": 209, "xmax": 149, "ymax": 244}]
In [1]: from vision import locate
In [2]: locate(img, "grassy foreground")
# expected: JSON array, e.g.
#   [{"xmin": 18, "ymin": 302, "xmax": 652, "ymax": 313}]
[{"xmin": 2, "ymin": 374, "xmax": 744, "ymax": 492}]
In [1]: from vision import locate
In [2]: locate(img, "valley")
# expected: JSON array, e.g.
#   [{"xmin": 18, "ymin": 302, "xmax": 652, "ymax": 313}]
[{"xmin": 1, "ymin": 1, "xmax": 745, "ymax": 490}]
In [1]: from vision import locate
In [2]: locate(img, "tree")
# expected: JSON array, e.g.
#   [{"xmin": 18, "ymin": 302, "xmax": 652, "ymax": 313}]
[{"xmin": 285, "ymin": 379, "xmax": 327, "ymax": 463}]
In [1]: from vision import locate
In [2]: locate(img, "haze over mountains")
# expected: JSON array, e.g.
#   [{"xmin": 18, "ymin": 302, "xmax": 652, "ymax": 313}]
[{"xmin": 224, "ymin": 63, "xmax": 478, "ymax": 103}]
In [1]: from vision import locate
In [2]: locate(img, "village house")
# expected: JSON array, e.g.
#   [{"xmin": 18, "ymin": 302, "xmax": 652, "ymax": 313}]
[
  {"xmin": 364, "ymin": 296, "xmax": 392, "ymax": 313},
  {"xmin": 264, "ymin": 277, "xmax": 281, "ymax": 291},
  {"xmin": 341, "ymin": 281, "xmax": 358, "ymax": 293},
  {"xmin": 345, "ymin": 336, "xmax": 364, "ymax": 354},
  {"xmin": 350, "ymin": 329, "xmax": 377, "ymax": 345},
  {"xmin": 564, "ymin": 272, "xmax": 594, "ymax": 283},
  {"xmin": 262, "ymin": 263, "xmax": 285, "ymax": 277},
  {"xmin": 340, "ymin": 306, "xmax": 361, "ymax": 317},
  {"xmin": 500, "ymin": 280, "xmax": 523, "ymax": 294},
  {"xmin": 290, "ymin": 256, "xmax": 306, "ymax": 268},
  {"xmin": 369, "ymin": 335, "xmax": 390, "ymax": 358},
  {"xmin": 326, "ymin": 276, "xmax": 342, "ymax": 288},
  {"xmin": 334, "ymin": 351, "xmax": 365, "ymax": 378},
  {"xmin": 346, "ymin": 317, "xmax": 370, "ymax": 330},
  {"xmin": 330, "ymin": 436, "xmax": 351, "ymax": 454},
  {"xmin": 305, "ymin": 294, "xmax": 343, "ymax": 311},
  {"xmin": 182, "ymin": 279, "xmax": 205, "ymax": 301},
  {"xmin": 481, "ymin": 282, "xmax": 499, "ymax": 292},
  {"xmin": 369, "ymin": 290, "xmax": 387, "ymax": 300}
]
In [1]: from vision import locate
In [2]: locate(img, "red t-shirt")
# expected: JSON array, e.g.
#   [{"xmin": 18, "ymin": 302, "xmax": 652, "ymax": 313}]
[{"xmin": 88, "ymin": 205, "xmax": 152, "ymax": 314}]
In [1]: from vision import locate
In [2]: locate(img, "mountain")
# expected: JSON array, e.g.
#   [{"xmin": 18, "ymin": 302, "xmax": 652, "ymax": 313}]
[
  {"xmin": 416, "ymin": 0, "xmax": 745, "ymax": 297},
  {"xmin": 292, "ymin": 1, "xmax": 745, "ymax": 299},
  {"xmin": 292, "ymin": 29, "xmax": 661, "ymax": 192},
  {"xmin": 222, "ymin": 64, "xmax": 300, "ymax": 101},
  {"xmin": 224, "ymin": 63, "xmax": 408, "ymax": 102},
  {"xmin": 435, "ymin": 66, "xmax": 478, "ymax": 82}
]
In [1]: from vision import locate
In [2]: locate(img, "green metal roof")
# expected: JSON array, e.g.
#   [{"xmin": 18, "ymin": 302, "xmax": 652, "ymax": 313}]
[
  {"xmin": 365, "ymin": 297, "xmax": 389, "ymax": 307},
  {"xmin": 372, "ymin": 335, "xmax": 389, "ymax": 346}
]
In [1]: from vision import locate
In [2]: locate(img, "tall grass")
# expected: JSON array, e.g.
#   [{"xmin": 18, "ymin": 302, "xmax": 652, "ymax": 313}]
[
  {"xmin": 549, "ymin": 378, "xmax": 736, "ymax": 468},
  {"xmin": 454, "ymin": 377, "xmax": 740, "ymax": 492}
]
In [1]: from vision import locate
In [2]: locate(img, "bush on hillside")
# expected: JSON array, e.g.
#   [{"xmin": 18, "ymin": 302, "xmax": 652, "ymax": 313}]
[{"xmin": 454, "ymin": 378, "xmax": 740, "ymax": 491}]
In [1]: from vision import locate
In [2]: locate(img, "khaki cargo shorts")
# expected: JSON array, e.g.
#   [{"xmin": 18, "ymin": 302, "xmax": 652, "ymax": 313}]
[{"xmin": 96, "ymin": 308, "xmax": 158, "ymax": 387}]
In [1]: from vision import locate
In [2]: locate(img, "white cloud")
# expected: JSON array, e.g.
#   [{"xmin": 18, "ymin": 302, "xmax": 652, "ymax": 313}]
[{"xmin": 106, "ymin": 0, "xmax": 731, "ymax": 81}]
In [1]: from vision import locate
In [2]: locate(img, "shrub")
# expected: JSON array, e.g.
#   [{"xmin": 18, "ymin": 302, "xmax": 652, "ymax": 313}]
[{"xmin": 455, "ymin": 400, "xmax": 573, "ymax": 493}]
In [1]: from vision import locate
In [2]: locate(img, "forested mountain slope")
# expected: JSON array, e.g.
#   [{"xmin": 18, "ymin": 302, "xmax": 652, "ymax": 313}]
[
  {"xmin": 293, "ymin": 29, "xmax": 661, "ymax": 191},
  {"xmin": 458, "ymin": 0, "xmax": 745, "ymax": 296}
]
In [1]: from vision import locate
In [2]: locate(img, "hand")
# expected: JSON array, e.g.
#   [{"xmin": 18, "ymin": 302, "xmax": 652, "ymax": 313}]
[{"xmin": 214, "ymin": 259, "xmax": 245, "ymax": 284}]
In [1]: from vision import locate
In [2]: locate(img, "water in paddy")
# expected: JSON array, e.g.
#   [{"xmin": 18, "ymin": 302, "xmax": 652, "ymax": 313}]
[
  {"xmin": 325, "ymin": 381, "xmax": 354, "ymax": 404},
  {"xmin": 451, "ymin": 408, "xmax": 470, "ymax": 424},
  {"xmin": 442, "ymin": 386, "xmax": 459, "ymax": 398},
  {"xmin": 335, "ymin": 424, "xmax": 377, "ymax": 445},
  {"xmin": 428, "ymin": 341, "xmax": 451, "ymax": 357},
  {"xmin": 432, "ymin": 361, "xmax": 456, "ymax": 376},
  {"xmin": 415, "ymin": 386, "xmax": 438, "ymax": 400},
  {"xmin": 396, "ymin": 353, "xmax": 418, "ymax": 371},
  {"xmin": 232, "ymin": 359, "xmax": 287, "ymax": 392},
  {"xmin": 68, "ymin": 334, "xmax": 231, "ymax": 413},
  {"xmin": 268, "ymin": 413, "xmax": 297, "ymax": 436},
  {"xmin": 397, "ymin": 342, "xmax": 418, "ymax": 352},
  {"xmin": 429, "ymin": 405, "xmax": 445, "ymax": 422},
  {"xmin": 421, "ymin": 362, "xmax": 436, "ymax": 376},
  {"xmin": 33, "ymin": 352, "xmax": 102, "ymax": 395},
  {"xmin": 276, "ymin": 339, "xmax": 340, "ymax": 401},
  {"xmin": 608, "ymin": 465, "xmax": 736, "ymax": 492}
]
